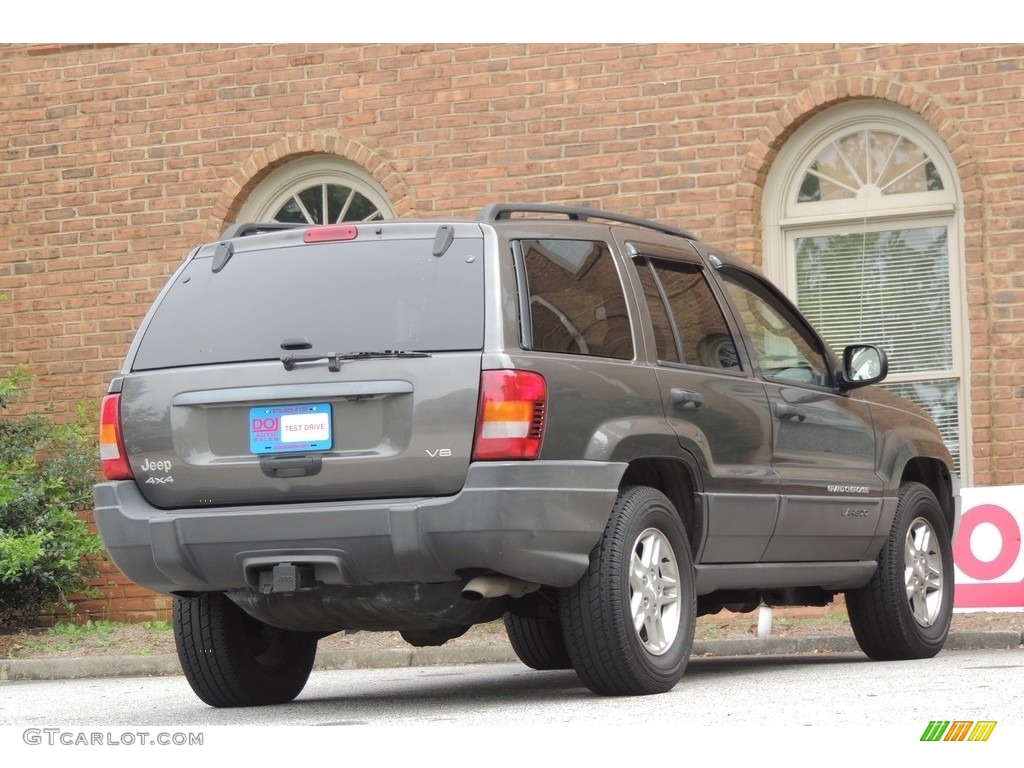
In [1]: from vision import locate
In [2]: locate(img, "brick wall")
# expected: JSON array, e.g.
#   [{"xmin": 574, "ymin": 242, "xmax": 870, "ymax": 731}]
[{"xmin": 2, "ymin": 43, "xmax": 1022, "ymax": 622}]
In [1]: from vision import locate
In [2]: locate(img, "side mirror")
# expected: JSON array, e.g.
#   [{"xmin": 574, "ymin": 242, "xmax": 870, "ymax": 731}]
[{"xmin": 839, "ymin": 345, "xmax": 888, "ymax": 389}]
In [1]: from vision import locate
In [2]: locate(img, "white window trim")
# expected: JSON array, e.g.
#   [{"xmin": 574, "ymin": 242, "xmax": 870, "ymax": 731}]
[
  {"xmin": 785, "ymin": 215, "xmax": 960, "ymax": 384},
  {"xmin": 762, "ymin": 101, "xmax": 972, "ymax": 483}
]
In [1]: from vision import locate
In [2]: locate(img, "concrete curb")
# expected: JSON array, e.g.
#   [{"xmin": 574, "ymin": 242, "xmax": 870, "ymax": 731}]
[{"xmin": 2, "ymin": 631, "xmax": 1020, "ymax": 682}]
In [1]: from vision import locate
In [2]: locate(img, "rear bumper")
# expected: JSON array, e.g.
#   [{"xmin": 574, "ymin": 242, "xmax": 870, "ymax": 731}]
[{"xmin": 93, "ymin": 461, "xmax": 626, "ymax": 595}]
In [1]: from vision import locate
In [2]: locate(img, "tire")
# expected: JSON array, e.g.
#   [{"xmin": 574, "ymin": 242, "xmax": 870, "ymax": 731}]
[
  {"xmin": 504, "ymin": 613, "xmax": 572, "ymax": 670},
  {"xmin": 560, "ymin": 485, "xmax": 696, "ymax": 696},
  {"xmin": 846, "ymin": 482, "xmax": 954, "ymax": 661},
  {"xmin": 173, "ymin": 592, "xmax": 319, "ymax": 708}
]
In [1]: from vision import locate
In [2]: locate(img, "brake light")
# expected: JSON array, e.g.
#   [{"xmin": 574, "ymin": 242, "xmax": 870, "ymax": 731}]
[
  {"xmin": 473, "ymin": 370, "xmax": 546, "ymax": 460},
  {"xmin": 303, "ymin": 224, "xmax": 358, "ymax": 243},
  {"xmin": 99, "ymin": 394, "xmax": 133, "ymax": 480}
]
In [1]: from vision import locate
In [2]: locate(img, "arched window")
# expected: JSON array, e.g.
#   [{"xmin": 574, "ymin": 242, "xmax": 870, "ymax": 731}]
[
  {"xmin": 763, "ymin": 102, "xmax": 969, "ymax": 479},
  {"xmin": 238, "ymin": 155, "xmax": 394, "ymax": 225}
]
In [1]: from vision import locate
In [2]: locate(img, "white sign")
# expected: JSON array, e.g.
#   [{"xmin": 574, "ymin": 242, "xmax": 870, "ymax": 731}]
[{"xmin": 280, "ymin": 411, "xmax": 331, "ymax": 443}]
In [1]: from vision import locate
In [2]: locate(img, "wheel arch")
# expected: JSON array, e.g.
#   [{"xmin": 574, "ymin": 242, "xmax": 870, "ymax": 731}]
[
  {"xmin": 899, "ymin": 457, "xmax": 957, "ymax": 533},
  {"xmin": 618, "ymin": 456, "xmax": 701, "ymax": 558}
]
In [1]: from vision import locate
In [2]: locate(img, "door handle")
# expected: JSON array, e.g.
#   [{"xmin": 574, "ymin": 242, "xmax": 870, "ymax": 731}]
[
  {"xmin": 775, "ymin": 402, "xmax": 806, "ymax": 422},
  {"xmin": 669, "ymin": 388, "xmax": 703, "ymax": 409}
]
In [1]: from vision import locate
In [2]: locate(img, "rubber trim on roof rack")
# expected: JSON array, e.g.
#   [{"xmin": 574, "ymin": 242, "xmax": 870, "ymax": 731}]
[
  {"xmin": 218, "ymin": 222, "xmax": 308, "ymax": 240},
  {"xmin": 477, "ymin": 203, "xmax": 696, "ymax": 240}
]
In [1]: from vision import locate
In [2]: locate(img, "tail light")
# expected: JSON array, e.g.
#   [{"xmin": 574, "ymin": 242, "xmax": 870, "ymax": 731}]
[
  {"xmin": 99, "ymin": 394, "xmax": 133, "ymax": 480},
  {"xmin": 303, "ymin": 224, "xmax": 358, "ymax": 243},
  {"xmin": 473, "ymin": 370, "xmax": 546, "ymax": 460}
]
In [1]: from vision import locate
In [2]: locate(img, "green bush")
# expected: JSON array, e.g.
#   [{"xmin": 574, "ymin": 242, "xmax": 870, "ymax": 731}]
[{"xmin": 0, "ymin": 366, "xmax": 104, "ymax": 628}]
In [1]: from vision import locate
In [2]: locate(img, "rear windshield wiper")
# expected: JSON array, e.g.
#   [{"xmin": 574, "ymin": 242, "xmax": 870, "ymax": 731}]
[{"xmin": 281, "ymin": 350, "xmax": 432, "ymax": 372}]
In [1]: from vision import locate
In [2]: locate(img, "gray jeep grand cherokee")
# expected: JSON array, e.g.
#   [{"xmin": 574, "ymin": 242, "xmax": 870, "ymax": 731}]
[{"xmin": 94, "ymin": 203, "xmax": 959, "ymax": 707}]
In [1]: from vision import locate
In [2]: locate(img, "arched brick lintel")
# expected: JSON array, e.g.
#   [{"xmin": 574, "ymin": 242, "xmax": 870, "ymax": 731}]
[
  {"xmin": 206, "ymin": 133, "xmax": 414, "ymax": 239},
  {"xmin": 733, "ymin": 76, "xmax": 984, "ymax": 265}
]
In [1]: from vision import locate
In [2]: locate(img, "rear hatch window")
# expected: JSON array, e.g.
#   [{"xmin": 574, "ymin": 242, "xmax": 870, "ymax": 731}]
[{"xmin": 133, "ymin": 230, "xmax": 484, "ymax": 370}]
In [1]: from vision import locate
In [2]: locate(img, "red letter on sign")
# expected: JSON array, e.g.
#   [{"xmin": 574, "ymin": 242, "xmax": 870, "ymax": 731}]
[{"xmin": 954, "ymin": 503, "xmax": 1023, "ymax": 609}]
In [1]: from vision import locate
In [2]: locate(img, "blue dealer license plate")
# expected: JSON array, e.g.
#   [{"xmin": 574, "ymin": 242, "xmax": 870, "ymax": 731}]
[{"xmin": 249, "ymin": 402, "xmax": 333, "ymax": 454}]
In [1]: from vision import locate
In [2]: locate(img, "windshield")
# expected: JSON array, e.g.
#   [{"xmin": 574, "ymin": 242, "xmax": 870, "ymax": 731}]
[{"xmin": 132, "ymin": 235, "xmax": 485, "ymax": 370}]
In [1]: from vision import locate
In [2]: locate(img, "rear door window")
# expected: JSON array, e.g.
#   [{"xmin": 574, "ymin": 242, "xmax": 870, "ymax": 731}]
[
  {"xmin": 637, "ymin": 258, "xmax": 742, "ymax": 371},
  {"xmin": 518, "ymin": 238, "xmax": 633, "ymax": 360}
]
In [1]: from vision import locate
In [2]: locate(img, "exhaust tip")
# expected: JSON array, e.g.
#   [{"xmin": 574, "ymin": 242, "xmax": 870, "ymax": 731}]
[{"xmin": 461, "ymin": 576, "xmax": 540, "ymax": 601}]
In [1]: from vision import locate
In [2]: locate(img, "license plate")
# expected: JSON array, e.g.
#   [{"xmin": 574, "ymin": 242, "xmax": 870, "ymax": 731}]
[{"xmin": 249, "ymin": 402, "xmax": 333, "ymax": 454}]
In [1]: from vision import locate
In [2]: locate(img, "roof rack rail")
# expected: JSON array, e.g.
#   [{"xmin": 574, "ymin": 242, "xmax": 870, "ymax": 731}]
[
  {"xmin": 218, "ymin": 221, "xmax": 307, "ymax": 240},
  {"xmin": 478, "ymin": 203, "xmax": 696, "ymax": 240}
]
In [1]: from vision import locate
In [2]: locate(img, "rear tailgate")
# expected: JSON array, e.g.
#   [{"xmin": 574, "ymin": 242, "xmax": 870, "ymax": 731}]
[{"xmin": 119, "ymin": 222, "xmax": 485, "ymax": 509}]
